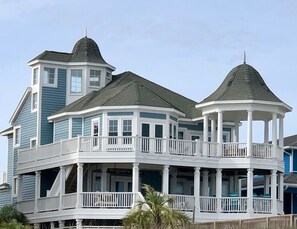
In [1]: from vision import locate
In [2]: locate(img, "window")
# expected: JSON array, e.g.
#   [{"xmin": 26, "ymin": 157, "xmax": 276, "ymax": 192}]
[
  {"xmin": 106, "ymin": 72, "xmax": 111, "ymax": 80},
  {"xmin": 14, "ymin": 127, "xmax": 21, "ymax": 147},
  {"xmin": 32, "ymin": 92, "xmax": 38, "ymax": 110},
  {"xmin": 109, "ymin": 120, "xmax": 118, "ymax": 144},
  {"xmin": 71, "ymin": 69, "xmax": 82, "ymax": 93},
  {"xmin": 90, "ymin": 70, "xmax": 101, "ymax": 87},
  {"xmin": 123, "ymin": 120, "xmax": 132, "ymax": 144},
  {"xmin": 30, "ymin": 138, "xmax": 37, "ymax": 148},
  {"xmin": 92, "ymin": 118, "xmax": 100, "ymax": 149},
  {"xmin": 43, "ymin": 67, "xmax": 55, "ymax": 85},
  {"xmin": 33, "ymin": 68, "xmax": 38, "ymax": 85},
  {"xmin": 12, "ymin": 176, "xmax": 18, "ymax": 196}
]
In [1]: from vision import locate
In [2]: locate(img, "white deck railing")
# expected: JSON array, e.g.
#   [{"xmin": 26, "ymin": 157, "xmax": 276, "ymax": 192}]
[
  {"xmin": 38, "ymin": 196, "xmax": 59, "ymax": 212},
  {"xmin": 220, "ymin": 197, "xmax": 248, "ymax": 213},
  {"xmin": 200, "ymin": 196, "xmax": 217, "ymax": 212},
  {"xmin": 253, "ymin": 198, "xmax": 272, "ymax": 214},
  {"xmin": 168, "ymin": 194, "xmax": 195, "ymax": 211},
  {"xmin": 63, "ymin": 193, "xmax": 77, "ymax": 209},
  {"xmin": 18, "ymin": 136, "xmax": 278, "ymax": 165}
]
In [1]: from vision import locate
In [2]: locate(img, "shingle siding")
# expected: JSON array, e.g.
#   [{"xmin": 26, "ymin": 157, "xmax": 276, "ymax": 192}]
[
  {"xmin": 72, "ymin": 118, "xmax": 82, "ymax": 138},
  {"xmin": 41, "ymin": 68, "xmax": 67, "ymax": 145},
  {"xmin": 54, "ymin": 119, "xmax": 69, "ymax": 142}
]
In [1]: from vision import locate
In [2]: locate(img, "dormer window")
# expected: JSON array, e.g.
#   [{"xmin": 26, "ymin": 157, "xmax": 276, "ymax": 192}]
[
  {"xmin": 90, "ymin": 69, "xmax": 101, "ymax": 87},
  {"xmin": 43, "ymin": 67, "xmax": 56, "ymax": 86},
  {"xmin": 33, "ymin": 68, "xmax": 38, "ymax": 85},
  {"xmin": 71, "ymin": 69, "xmax": 82, "ymax": 93}
]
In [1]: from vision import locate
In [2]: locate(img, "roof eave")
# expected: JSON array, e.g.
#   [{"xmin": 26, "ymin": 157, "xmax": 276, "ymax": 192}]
[{"xmin": 0, "ymin": 127, "xmax": 13, "ymax": 136}]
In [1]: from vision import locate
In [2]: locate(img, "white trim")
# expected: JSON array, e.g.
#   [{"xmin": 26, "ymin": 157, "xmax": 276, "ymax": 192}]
[
  {"xmin": 12, "ymin": 176, "xmax": 18, "ymax": 197},
  {"xmin": 42, "ymin": 66, "xmax": 58, "ymax": 88},
  {"xmin": 13, "ymin": 126, "xmax": 21, "ymax": 148},
  {"xmin": 31, "ymin": 92, "xmax": 38, "ymax": 112},
  {"xmin": 30, "ymin": 137, "xmax": 37, "ymax": 148},
  {"xmin": 0, "ymin": 127, "xmax": 13, "ymax": 136},
  {"xmin": 48, "ymin": 105, "xmax": 185, "ymax": 121},
  {"xmin": 9, "ymin": 88, "xmax": 32, "ymax": 125},
  {"xmin": 68, "ymin": 118, "xmax": 72, "ymax": 139}
]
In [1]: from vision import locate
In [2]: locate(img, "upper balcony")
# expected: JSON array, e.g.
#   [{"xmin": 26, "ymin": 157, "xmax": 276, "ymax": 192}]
[{"xmin": 17, "ymin": 136, "xmax": 283, "ymax": 174}]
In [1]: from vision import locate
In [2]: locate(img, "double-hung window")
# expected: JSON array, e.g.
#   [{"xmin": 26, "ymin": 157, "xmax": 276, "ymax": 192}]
[
  {"xmin": 33, "ymin": 68, "xmax": 38, "ymax": 85},
  {"xmin": 43, "ymin": 67, "xmax": 55, "ymax": 85},
  {"xmin": 32, "ymin": 92, "xmax": 38, "ymax": 111},
  {"xmin": 71, "ymin": 69, "xmax": 82, "ymax": 93},
  {"xmin": 108, "ymin": 120, "xmax": 118, "ymax": 144},
  {"xmin": 92, "ymin": 119, "xmax": 100, "ymax": 149},
  {"xmin": 14, "ymin": 127, "xmax": 21, "ymax": 147},
  {"xmin": 90, "ymin": 70, "xmax": 101, "ymax": 87},
  {"xmin": 123, "ymin": 120, "xmax": 132, "ymax": 144}
]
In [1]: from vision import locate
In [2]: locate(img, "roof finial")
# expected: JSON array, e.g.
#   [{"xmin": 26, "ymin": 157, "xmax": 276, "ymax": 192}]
[
  {"xmin": 85, "ymin": 27, "xmax": 88, "ymax": 37},
  {"xmin": 243, "ymin": 51, "xmax": 246, "ymax": 64}
]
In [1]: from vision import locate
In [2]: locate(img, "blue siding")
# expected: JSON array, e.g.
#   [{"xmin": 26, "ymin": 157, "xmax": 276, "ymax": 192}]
[
  {"xmin": 83, "ymin": 114, "xmax": 102, "ymax": 136},
  {"xmin": 54, "ymin": 119, "xmax": 69, "ymax": 142},
  {"xmin": 21, "ymin": 175, "xmax": 35, "ymax": 200},
  {"xmin": 107, "ymin": 112, "xmax": 134, "ymax": 116},
  {"xmin": 284, "ymin": 153, "xmax": 291, "ymax": 174},
  {"xmin": 293, "ymin": 151, "xmax": 297, "ymax": 172},
  {"xmin": 72, "ymin": 118, "xmax": 82, "ymax": 138},
  {"xmin": 140, "ymin": 112, "xmax": 166, "ymax": 120},
  {"xmin": 41, "ymin": 68, "xmax": 67, "ymax": 145}
]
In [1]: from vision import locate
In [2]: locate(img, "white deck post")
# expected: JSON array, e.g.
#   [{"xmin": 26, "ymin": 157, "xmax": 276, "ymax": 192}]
[
  {"xmin": 202, "ymin": 170, "xmax": 209, "ymax": 196},
  {"xmin": 76, "ymin": 219, "xmax": 82, "ymax": 229},
  {"xmin": 216, "ymin": 168, "xmax": 222, "ymax": 212},
  {"xmin": 247, "ymin": 110, "xmax": 253, "ymax": 158},
  {"xmin": 247, "ymin": 168, "xmax": 254, "ymax": 214},
  {"xmin": 211, "ymin": 118, "xmax": 216, "ymax": 142},
  {"xmin": 203, "ymin": 114, "xmax": 209, "ymax": 156},
  {"xmin": 59, "ymin": 166, "xmax": 65, "ymax": 210},
  {"xmin": 279, "ymin": 172, "xmax": 284, "ymax": 203},
  {"xmin": 34, "ymin": 171, "xmax": 41, "ymax": 213},
  {"xmin": 271, "ymin": 170, "xmax": 277, "ymax": 214},
  {"xmin": 217, "ymin": 112, "xmax": 223, "ymax": 157},
  {"xmin": 132, "ymin": 162, "xmax": 139, "ymax": 193},
  {"xmin": 264, "ymin": 120, "xmax": 269, "ymax": 144},
  {"xmin": 162, "ymin": 165, "xmax": 169, "ymax": 195},
  {"xmin": 279, "ymin": 116, "xmax": 284, "ymax": 160},
  {"xmin": 76, "ymin": 163, "xmax": 83, "ymax": 209},
  {"xmin": 272, "ymin": 113, "xmax": 278, "ymax": 158},
  {"xmin": 59, "ymin": 220, "xmax": 65, "ymax": 229},
  {"xmin": 194, "ymin": 167, "xmax": 201, "ymax": 216}
]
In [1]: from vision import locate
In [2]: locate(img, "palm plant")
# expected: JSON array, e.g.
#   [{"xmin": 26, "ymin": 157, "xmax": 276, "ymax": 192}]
[
  {"xmin": 123, "ymin": 184, "xmax": 190, "ymax": 229},
  {"xmin": 0, "ymin": 205, "xmax": 30, "ymax": 228}
]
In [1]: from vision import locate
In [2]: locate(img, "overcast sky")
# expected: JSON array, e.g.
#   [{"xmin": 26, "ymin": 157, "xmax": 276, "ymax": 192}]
[{"xmin": 0, "ymin": 0, "xmax": 296, "ymax": 181}]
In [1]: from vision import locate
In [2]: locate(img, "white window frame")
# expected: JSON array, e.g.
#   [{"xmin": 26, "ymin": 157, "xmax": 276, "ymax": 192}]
[
  {"xmin": 89, "ymin": 69, "xmax": 101, "ymax": 87},
  {"xmin": 30, "ymin": 137, "xmax": 37, "ymax": 148},
  {"xmin": 33, "ymin": 67, "xmax": 39, "ymax": 85},
  {"xmin": 32, "ymin": 92, "xmax": 38, "ymax": 112},
  {"xmin": 12, "ymin": 176, "xmax": 18, "ymax": 197},
  {"xmin": 43, "ymin": 67, "xmax": 57, "ymax": 87},
  {"xmin": 13, "ymin": 126, "xmax": 21, "ymax": 148},
  {"xmin": 70, "ymin": 69, "xmax": 83, "ymax": 93}
]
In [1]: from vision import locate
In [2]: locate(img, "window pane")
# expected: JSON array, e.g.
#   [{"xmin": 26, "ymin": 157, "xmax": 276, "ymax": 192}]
[
  {"xmin": 71, "ymin": 69, "xmax": 82, "ymax": 93},
  {"xmin": 32, "ymin": 93, "xmax": 38, "ymax": 110},
  {"xmin": 33, "ymin": 68, "xmax": 38, "ymax": 85},
  {"xmin": 155, "ymin": 125, "xmax": 163, "ymax": 138},
  {"xmin": 142, "ymin": 124, "xmax": 149, "ymax": 137},
  {"xmin": 44, "ymin": 67, "xmax": 55, "ymax": 85},
  {"xmin": 90, "ymin": 70, "xmax": 101, "ymax": 87},
  {"xmin": 15, "ymin": 128, "xmax": 20, "ymax": 145}
]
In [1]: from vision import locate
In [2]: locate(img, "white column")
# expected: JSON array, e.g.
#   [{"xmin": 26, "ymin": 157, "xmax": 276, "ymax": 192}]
[
  {"xmin": 17, "ymin": 175, "xmax": 22, "ymax": 202},
  {"xmin": 50, "ymin": 222, "xmax": 55, "ymax": 229},
  {"xmin": 162, "ymin": 165, "xmax": 169, "ymax": 194},
  {"xmin": 234, "ymin": 121, "xmax": 240, "ymax": 143},
  {"xmin": 264, "ymin": 120, "xmax": 269, "ymax": 144},
  {"xmin": 264, "ymin": 175, "xmax": 270, "ymax": 194},
  {"xmin": 170, "ymin": 169, "xmax": 177, "ymax": 194},
  {"xmin": 279, "ymin": 116, "xmax": 284, "ymax": 148},
  {"xmin": 203, "ymin": 114, "xmax": 209, "ymax": 156},
  {"xmin": 271, "ymin": 170, "xmax": 277, "ymax": 214},
  {"xmin": 202, "ymin": 171, "xmax": 209, "ymax": 196},
  {"xmin": 101, "ymin": 166, "xmax": 107, "ymax": 192},
  {"xmin": 34, "ymin": 224, "xmax": 40, "ymax": 229},
  {"xmin": 247, "ymin": 111, "xmax": 253, "ymax": 158},
  {"xmin": 211, "ymin": 119, "xmax": 216, "ymax": 142},
  {"xmin": 217, "ymin": 112, "xmax": 223, "ymax": 157},
  {"xmin": 132, "ymin": 163, "xmax": 139, "ymax": 193},
  {"xmin": 34, "ymin": 171, "xmax": 41, "ymax": 213},
  {"xmin": 247, "ymin": 168, "xmax": 254, "ymax": 214},
  {"xmin": 279, "ymin": 172, "xmax": 284, "ymax": 202},
  {"xmin": 59, "ymin": 166, "xmax": 65, "ymax": 210},
  {"xmin": 216, "ymin": 168, "xmax": 222, "ymax": 212},
  {"xmin": 194, "ymin": 167, "xmax": 201, "ymax": 216},
  {"xmin": 210, "ymin": 173, "xmax": 216, "ymax": 196},
  {"xmin": 272, "ymin": 113, "xmax": 278, "ymax": 158},
  {"xmin": 290, "ymin": 149, "xmax": 294, "ymax": 172},
  {"xmin": 76, "ymin": 163, "xmax": 83, "ymax": 209},
  {"xmin": 59, "ymin": 221, "xmax": 65, "ymax": 229},
  {"xmin": 76, "ymin": 219, "xmax": 82, "ymax": 229}
]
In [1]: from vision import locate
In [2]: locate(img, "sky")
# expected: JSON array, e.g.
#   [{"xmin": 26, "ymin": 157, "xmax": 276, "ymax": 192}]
[{"xmin": 0, "ymin": 0, "xmax": 296, "ymax": 182}]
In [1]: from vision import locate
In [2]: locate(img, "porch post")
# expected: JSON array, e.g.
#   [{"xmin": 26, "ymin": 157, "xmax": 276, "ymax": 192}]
[
  {"xmin": 272, "ymin": 113, "xmax": 278, "ymax": 158},
  {"xmin": 202, "ymin": 170, "xmax": 209, "ymax": 196},
  {"xmin": 234, "ymin": 121, "xmax": 239, "ymax": 143},
  {"xmin": 194, "ymin": 167, "xmax": 201, "ymax": 216},
  {"xmin": 17, "ymin": 175, "xmax": 22, "ymax": 202},
  {"xmin": 279, "ymin": 115, "xmax": 284, "ymax": 150},
  {"xmin": 132, "ymin": 163, "xmax": 139, "ymax": 193},
  {"xmin": 247, "ymin": 168, "xmax": 254, "ymax": 214},
  {"xmin": 162, "ymin": 165, "xmax": 169, "ymax": 195},
  {"xmin": 216, "ymin": 168, "xmax": 222, "ymax": 212},
  {"xmin": 279, "ymin": 172, "xmax": 284, "ymax": 203},
  {"xmin": 247, "ymin": 111, "xmax": 253, "ymax": 158},
  {"xmin": 34, "ymin": 223, "xmax": 40, "ymax": 229},
  {"xmin": 76, "ymin": 219, "xmax": 82, "ymax": 229},
  {"xmin": 203, "ymin": 114, "xmax": 209, "ymax": 156},
  {"xmin": 264, "ymin": 175, "xmax": 270, "ymax": 194},
  {"xmin": 34, "ymin": 171, "xmax": 41, "ymax": 213},
  {"xmin": 264, "ymin": 120, "xmax": 269, "ymax": 144},
  {"xmin": 211, "ymin": 118, "xmax": 216, "ymax": 142},
  {"xmin": 217, "ymin": 111, "xmax": 223, "ymax": 157},
  {"xmin": 59, "ymin": 221, "xmax": 65, "ymax": 229},
  {"xmin": 76, "ymin": 163, "xmax": 83, "ymax": 209},
  {"xmin": 59, "ymin": 166, "xmax": 65, "ymax": 210},
  {"xmin": 271, "ymin": 170, "xmax": 277, "ymax": 214},
  {"xmin": 101, "ymin": 165, "xmax": 107, "ymax": 192},
  {"xmin": 50, "ymin": 222, "xmax": 55, "ymax": 229}
]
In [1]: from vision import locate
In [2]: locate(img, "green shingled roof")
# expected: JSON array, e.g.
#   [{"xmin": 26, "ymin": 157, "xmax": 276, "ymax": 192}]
[
  {"xmin": 54, "ymin": 71, "xmax": 200, "ymax": 119},
  {"xmin": 29, "ymin": 37, "xmax": 109, "ymax": 65},
  {"xmin": 198, "ymin": 63, "xmax": 284, "ymax": 104}
]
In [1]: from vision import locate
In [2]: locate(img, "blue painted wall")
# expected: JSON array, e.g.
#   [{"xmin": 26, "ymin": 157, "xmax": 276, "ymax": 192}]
[
  {"xmin": 41, "ymin": 68, "xmax": 66, "ymax": 145},
  {"xmin": 54, "ymin": 119, "xmax": 69, "ymax": 142},
  {"xmin": 72, "ymin": 118, "xmax": 82, "ymax": 138},
  {"xmin": 284, "ymin": 152, "xmax": 291, "ymax": 174},
  {"xmin": 293, "ymin": 150, "xmax": 297, "ymax": 172}
]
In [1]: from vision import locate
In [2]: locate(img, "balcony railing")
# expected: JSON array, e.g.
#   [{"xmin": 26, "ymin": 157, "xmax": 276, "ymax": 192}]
[
  {"xmin": 168, "ymin": 194, "xmax": 195, "ymax": 211},
  {"xmin": 18, "ymin": 136, "xmax": 280, "ymax": 165}
]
